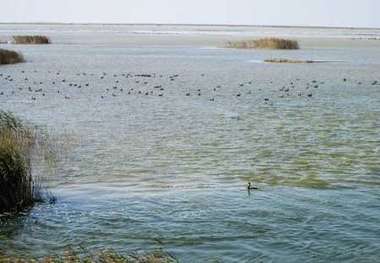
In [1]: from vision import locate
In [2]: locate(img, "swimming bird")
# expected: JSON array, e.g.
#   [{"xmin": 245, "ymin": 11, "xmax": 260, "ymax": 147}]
[{"xmin": 247, "ymin": 182, "xmax": 258, "ymax": 190}]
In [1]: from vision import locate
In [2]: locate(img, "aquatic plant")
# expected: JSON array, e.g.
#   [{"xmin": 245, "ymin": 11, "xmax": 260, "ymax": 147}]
[
  {"xmin": 264, "ymin": 59, "xmax": 315, "ymax": 64},
  {"xmin": 226, "ymin": 38, "xmax": 299, "ymax": 50},
  {"xmin": 0, "ymin": 48, "xmax": 24, "ymax": 65},
  {"xmin": 0, "ymin": 111, "xmax": 51, "ymax": 213},
  {"xmin": 0, "ymin": 249, "xmax": 178, "ymax": 263},
  {"xmin": 12, "ymin": 35, "xmax": 50, "ymax": 44}
]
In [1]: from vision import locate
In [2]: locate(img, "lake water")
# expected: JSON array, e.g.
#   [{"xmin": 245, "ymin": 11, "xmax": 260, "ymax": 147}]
[{"xmin": 0, "ymin": 24, "xmax": 380, "ymax": 262}]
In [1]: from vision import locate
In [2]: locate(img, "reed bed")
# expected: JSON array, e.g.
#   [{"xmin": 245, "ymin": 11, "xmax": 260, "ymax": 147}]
[
  {"xmin": 12, "ymin": 35, "xmax": 50, "ymax": 44},
  {"xmin": 0, "ymin": 111, "xmax": 34, "ymax": 213},
  {"xmin": 0, "ymin": 48, "xmax": 24, "ymax": 65},
  {"xmin": 264, "ymin": 59, "xmax": 314, "ymax": 63},
  {"xmin": 0, "ymin": 249, "xmax": 177, "ymax": 263},
  {"xmin": 226, "ymin": 37, "xmax": 299, "ymax": 49},
  {"xmin": 0, "ymin": 111, "xmax": 53, "ymax": 213}
]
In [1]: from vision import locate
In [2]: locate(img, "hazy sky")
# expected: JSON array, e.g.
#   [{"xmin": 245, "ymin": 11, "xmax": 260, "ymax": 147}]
[{"xmin": 1, "ymin": 0, "xmax": 379, "ymax": 28}]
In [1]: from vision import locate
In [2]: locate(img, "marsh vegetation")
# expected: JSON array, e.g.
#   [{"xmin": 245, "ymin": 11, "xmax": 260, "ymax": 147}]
[
  {"xmin": 0, "ymin": 49, "xmax": 24, "ymax": 65},
  {"xmin": 12, "ymin": 35, "xmax": 50, "ymax": 44},
  {"xmin": 0, "ymin": 111, "xmax": 52, "ymax": 213},
  {"xmin": 0, "ymin": 111, "xmax": 34, "ymax": 213},
  {"xmin": 264, "ymin": 59, "xmax": 315, "ymax": 63},
  {"xmin": 226, "ymin": 37, "xmax": 299, "ymax": 49}
]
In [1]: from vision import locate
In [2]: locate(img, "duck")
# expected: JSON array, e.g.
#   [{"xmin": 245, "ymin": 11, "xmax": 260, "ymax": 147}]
[{"xmin": 247, "ymin": 182, "xmax": 258, "ymax": 190}]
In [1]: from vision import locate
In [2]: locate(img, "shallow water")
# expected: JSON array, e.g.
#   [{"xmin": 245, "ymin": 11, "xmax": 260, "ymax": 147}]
[{"xmin": 1, "ymin": 25, "xmax": 380, "ymax": 262}]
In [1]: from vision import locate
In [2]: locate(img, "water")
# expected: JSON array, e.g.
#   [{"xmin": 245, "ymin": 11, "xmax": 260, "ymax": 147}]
[{"xmin": 1, "ymin": 24, "xmax": 380, "ymax": 262}]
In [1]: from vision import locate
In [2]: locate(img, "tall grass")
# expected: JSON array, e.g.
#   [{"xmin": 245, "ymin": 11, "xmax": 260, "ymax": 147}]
[
  {"xmin": 226, "ymin": 37, "xmax": 299, "ymax": 50},
  {"xmin": 13, "ymin": 35, "xmax": 50, "ymax": 44},
  {"xmin": 0, "ymin": 111, "xmax": 48, "ymax": 213},
  {"xmin": 0, "ymin": 49, "xmax": 24, "ymax": 65}
]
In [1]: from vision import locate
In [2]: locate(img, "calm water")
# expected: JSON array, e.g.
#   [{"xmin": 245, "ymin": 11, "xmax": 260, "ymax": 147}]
[{"xmin": 1, "ymin": 25, "xmax": 380, "ymax": 262}]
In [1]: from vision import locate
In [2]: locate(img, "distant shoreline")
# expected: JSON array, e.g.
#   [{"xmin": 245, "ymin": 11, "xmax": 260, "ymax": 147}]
[{"xmin": 0, "ymin": 22, "xmax": 379, "ymax": 30}]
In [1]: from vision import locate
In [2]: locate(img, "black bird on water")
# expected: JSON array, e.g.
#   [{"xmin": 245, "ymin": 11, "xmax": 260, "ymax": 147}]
[{"xmin": 247, "ymin": 182, "xmax": 258, "ymax": 191}]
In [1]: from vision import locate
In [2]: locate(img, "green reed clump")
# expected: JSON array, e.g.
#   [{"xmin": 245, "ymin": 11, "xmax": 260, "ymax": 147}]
[
  {"xmin": 13, "ymin": 35, "xmax": 50, "ymax": 44},
  {"xmin": 0, "ymin": 48, "xmax": 24, "ymax": 65},
  {"xmin": 0, "ymin": 111, "xmax": 48, "ymax": 213},
  {"xmin": 0, "ymin": 249, "xmax": 178, "ymax": 263},
  {"xmin": 226, "ymin": 37, "xmax": 299, "ymax": 50}
]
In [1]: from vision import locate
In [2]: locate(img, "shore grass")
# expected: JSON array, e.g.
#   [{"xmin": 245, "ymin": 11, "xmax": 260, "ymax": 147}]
[
  {"xmin": 226, "ymin": 37, "xmax": 299, "ymax": 50},
  {"xmin": 0, "ymin": 249, "xmax": 178, "ymax": 263},
  {"xmin": 13, "ymin": 35, "xmax": 50, "ymax": 44},
  {"xmin": 0, "ymin": 49, "xmax": 24, "ymax": 65}
]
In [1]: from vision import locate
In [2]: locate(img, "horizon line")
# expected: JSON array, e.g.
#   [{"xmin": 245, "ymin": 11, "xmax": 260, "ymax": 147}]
[{"xmin": 0, "ymin": 22, "xmax": 379, "ymax": 30}]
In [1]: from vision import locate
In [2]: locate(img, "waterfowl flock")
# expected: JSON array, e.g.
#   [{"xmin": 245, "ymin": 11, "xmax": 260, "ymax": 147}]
[{"xmin": 0, "ymin": 70, "xmax": 379, "ymax": 104}]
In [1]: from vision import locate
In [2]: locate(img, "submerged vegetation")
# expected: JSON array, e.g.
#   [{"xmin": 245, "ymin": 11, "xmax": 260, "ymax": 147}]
[
  {"xmin": 226, "ymin": 37, "xmax": 299, "ymax": 49},
  {"xmin": 13, "ymin": 35, "xmax": 50, "ymax": 44},
  {"xmin": 0, "ymin": 111, "xmax": 52, "ymax": 214},
  {"xmin": 0, "ymin": 249, "xmax": 177, "ymax": 263},
  {"xmin": 0, "ymin": 48, "xmax": 24, "ymax": 65}
]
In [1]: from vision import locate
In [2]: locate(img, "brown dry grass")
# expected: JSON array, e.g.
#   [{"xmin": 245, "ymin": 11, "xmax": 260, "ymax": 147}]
[
  {"xmin": 13, "ymin": 35, "xmax": 50, "ymax": 44},
  {"xmin": 226, "ymin": 37, "xmax": 299, "ymax": 50},
  {"xmin": 0, "ymin": 49, "xmax": 24, "ymax": 65}
]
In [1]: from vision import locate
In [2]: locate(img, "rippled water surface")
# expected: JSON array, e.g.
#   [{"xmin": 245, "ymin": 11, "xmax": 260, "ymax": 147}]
[{"xmin": 1, "ymin": 25, "xmax": 380, "ymax": 262}]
